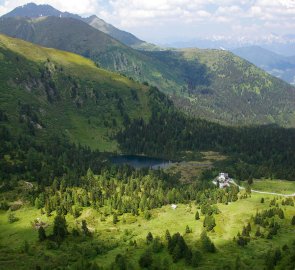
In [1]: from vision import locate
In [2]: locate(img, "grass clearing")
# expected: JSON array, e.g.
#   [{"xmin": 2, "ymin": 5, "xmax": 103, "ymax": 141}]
[
  {"xmin": 0, "ymin": 191, "xmax": 294, "ymax": 270},
  {"xmin": 245, "ymin": 179, "xmax": 295, "ymax": 195}
]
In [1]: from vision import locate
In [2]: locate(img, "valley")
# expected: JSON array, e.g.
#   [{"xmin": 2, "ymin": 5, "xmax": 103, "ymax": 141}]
[{"xmin": 0, "ymin": 3, "xmax": 294, "ymax": 270}]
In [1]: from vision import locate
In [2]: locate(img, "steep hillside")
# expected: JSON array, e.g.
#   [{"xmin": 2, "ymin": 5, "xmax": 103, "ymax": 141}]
[
  {"xmin": 146, "ymin": 49, "xmax": 295, "ymax": 126},
  {"xmin": 84, "ymin": 15, "xmax": 143, "ymax": 47},
  {"xmin": 0, "ymin": 34, "xmax": 152, "ymax": 151},
  {"xmin": 0, "ymin": 17, "xmax": 180, "ymax": 94},
  {"xmin": 232, "ymin": 46, "xmax": 295, "ymax": 85},
  {"xmin": 2, "ymin": 2, "xmax": 155, "ymax": 49},
  {"xmin": 0, "ymin": 17, "xmax": 295, "ymax": 126}
]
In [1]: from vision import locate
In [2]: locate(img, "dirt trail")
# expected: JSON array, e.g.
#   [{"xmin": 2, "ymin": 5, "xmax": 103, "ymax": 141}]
[{"xmin": 229, "ymin": 180, "xmax": 295, "ymax": 197}]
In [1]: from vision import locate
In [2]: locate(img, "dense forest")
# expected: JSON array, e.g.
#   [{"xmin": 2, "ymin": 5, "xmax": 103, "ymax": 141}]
[
  {"xmin": 117, "ymin": 87, "xmax": 295, "ymax": 180},
  {"xmin": 0, "ymin": 127, "xmax": 105, "ymax": 189}
]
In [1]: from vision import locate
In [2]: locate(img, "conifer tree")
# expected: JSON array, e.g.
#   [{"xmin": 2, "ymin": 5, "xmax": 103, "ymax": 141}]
[
  {"xmin": 53, "ymin": 214, "xmax": 67, "ymax": 242},
  {"xmin": 200, "ymin": 231, "xmax": 216, "ymax": 253},
  {"xmin": 146, "ymin": 232, "xmax": 153, "ymax": 244},
  {"xmin": 38, "ymin": 226, "xmax": 46, "ymax": 241},
  {"xmin": 195, "ymin": 211, "xmax": 200, "ymax": 220}
]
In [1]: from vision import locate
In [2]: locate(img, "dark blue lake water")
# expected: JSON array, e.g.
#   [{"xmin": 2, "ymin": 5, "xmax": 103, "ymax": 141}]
[{"xmin": 110, "ymin": 155, "xmax": 172, "ymax": 169}]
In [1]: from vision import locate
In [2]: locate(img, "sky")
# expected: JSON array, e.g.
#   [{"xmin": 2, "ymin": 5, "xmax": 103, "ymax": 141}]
[{"xmin": 0, "ymin": 0, "xmax": 295, "ymax": 44}]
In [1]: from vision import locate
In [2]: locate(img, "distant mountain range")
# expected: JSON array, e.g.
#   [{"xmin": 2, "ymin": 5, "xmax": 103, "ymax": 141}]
[
  {"xmin": 167, "ymin": 36, "xmax": 295, "ymax": 57},
  {"xmin": 232, "ymin": 46, "xmax": 295, "ymax": 86},
  {"xmin": 167, "ymin": 38, "xmax": 295, "ymax": 85},
  {"xmin": 1, "ymin": 3, "xmax": 295, "ymax": 127},
  {"xmin": 2, "ymin": 2, "xmax": 158, "ymax": 50}
]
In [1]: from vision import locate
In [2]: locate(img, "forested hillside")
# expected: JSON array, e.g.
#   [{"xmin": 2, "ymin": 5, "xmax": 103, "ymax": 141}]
[
  {"xmin": 0, "ymin": 25, "xmax": 294, "ymax": 270},
  {"xmin": 1, "ymin": 16, "xmax": 295, "ymax": 126},
  {"xmin": 117, "ymin": 87, "xmax": 295, "ymax": 180},
  {"xmin": 0, "ymin": 34, "xmax": 153, "ymax": 152}
]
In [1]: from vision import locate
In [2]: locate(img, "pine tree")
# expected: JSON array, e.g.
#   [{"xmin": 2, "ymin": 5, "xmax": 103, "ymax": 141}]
[
  {"xmin": 45, "ymin": 201, "xmax": 52, "ymax": 217},
  {"xmin": 165, "ymin": 229, "xmax": 171, "ymax": 242},
  {"xmin": 246, "ymin": 222, "xmax": 251, "ymax": 232},
  {"xmin": 195, "ymin": 211, "xmax": 200, "ymax": 220},
  {"xmin": 113, "ymin": 254, "xmax": 128, "ymax": 270},
  {"xmin": 278, "ymin": 209, "xmax": 284, "ymax": 219},
  {"xmin": 146, "ymin": 232, "xmax": 153, "ymax": 244},
  {"xmin": 200, "ymin": 231, "xmax": 215, "ymax": 253},
  {"xmin": 81, "ymin": 220, "xmax": 89, "ymax": 236},
  {"xmin": 38, "ymin": 226, "xmax": 46, "ymax": 241},
  {"xmin": 172, "ymin": 244, "xmax": 182, "ymax": 262},
  {"xmin": 184, "ymin": 248, "xmax": 192, "ymax": 265},
  {"xmin": 144, "ymin": 210, "xmax": 151, "ymax": 220},
  {"xmin": 53, "ymin": 214, "xmax": 67, "ymax": 242},
  {"xmin": 139, "ymin": 249, "xmax": 153, "ymax": 268},
  {"xmin": 113, "ymin": 213, "xmax": 118, "ymax": 224},
  {"xmin": 203, "ymin": 215, "xmax": 216, "ymax": 231},
  {"xmin": 255, "ymin": 226, "xmax": 261, "ymax": 237},
  {"xmin": 191, "ymin": 250, "xmax": 202, "ymax": 267},
  {"xmin": 152, "ymin": 237, "xmax": 163, "ymax": 253},
  {"xmin": 185, "ymin": 225, "xmax": 191, "ymax": 234},
  {"xmin": 34, "ymin": 197, "xmax": 41, "ymax": 209}
]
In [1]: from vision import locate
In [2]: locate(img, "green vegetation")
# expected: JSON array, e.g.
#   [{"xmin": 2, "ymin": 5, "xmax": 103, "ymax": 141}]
[
  {"xmin": 1, "ymin": 17, "xmax": 295, "ymax": 126},
  {"xmin": 243, "ymin": 179, "xmax": 295, "ymax": 195},
  {"xmin": 0, "ymin": 178, "xmax": 294, "ymax": 269},
  {"xmin": 116, "ymin": 95, "xmax": 295, "ymax": 180},
  {"xmin": 0, "ymin": 31, "xmax": 294, "ymax": 270},
  {"xmin": 0, "ymin": 34, "xmax": 151, "ymax": 152}
]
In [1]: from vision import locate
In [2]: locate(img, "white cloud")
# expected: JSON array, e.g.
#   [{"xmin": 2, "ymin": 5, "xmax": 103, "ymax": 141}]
[
  {"xmin": 0, "ymin": 0, "xmax": 100, "ymax": 16},
  {"xmin": 0, "ymin": 0, "xmax": 294, "ymax": 43}
]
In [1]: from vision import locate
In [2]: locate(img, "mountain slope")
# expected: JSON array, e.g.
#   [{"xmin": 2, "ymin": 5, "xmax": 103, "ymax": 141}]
[
  {"xmin": 84, "ymin": 15, "xmax": 143, "ymax": 47},
  {"xmin": 0, "ymin": 16, "xmax": 181, "ymax": 94},
  {"xmin": 0, "ymin": 34, "xmax": 153, "ymax": 151},
  {"xmin": 146, "ymin": 49, "xmax": 295, "ymax": 126},
  {"xmin": 232, "ymin": 46, "xmax": 295, "ymax": 85},
  {"xmin": 2, "ymin": 2, "xmax": 155, "ymax": 49},
  {"xmin": 2, "ymin": 2, "xmax": 81, "ymax": 19},
  {"xmin": 0, "ymin": 17, "xmax": 295, "ymax": 127}
]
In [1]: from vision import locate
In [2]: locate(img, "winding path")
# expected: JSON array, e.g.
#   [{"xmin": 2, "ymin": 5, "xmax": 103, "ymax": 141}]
[{"xmin": 229, "ymin": 179, "xmax": 295, "ymax": 197}]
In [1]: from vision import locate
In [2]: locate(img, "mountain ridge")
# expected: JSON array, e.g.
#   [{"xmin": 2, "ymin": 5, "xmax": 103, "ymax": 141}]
[
  {"xmin": 1, "ymin": 2, "xmax": 155, "ymax": 49},
  {"xmin": 1, "ymin": 6, "xmax": 295, "ymax": 127},
  {"xmin": 232, "ymin": 46, "xmax": 295, "ymax": 85},
  {"xmin": 0, "ymin": 33, "xmax": 154, "ymax": 151}
]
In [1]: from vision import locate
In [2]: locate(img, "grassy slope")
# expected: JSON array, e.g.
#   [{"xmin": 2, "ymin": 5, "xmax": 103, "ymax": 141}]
[
  {"xmin": 232, "ymin": 46, "xmax": 295, "ymax": 85},
  {"xmin": 175, "ymin": 48, "xmax": 295, "ymax": 126},
  {"xmin": 0, "ymin": 189, "xmax": 294, "ymax": 269},
  {"xmin": 0, "ymin": 17, "xmax": 181, "ymax": 97},
  {"xmin": 0, "ymin": 34, "xmax": 151, "ymax": 151},
  {"xmin": 1, "ymin": 17, "xmax": 295, "ymax": 127},
  {"xmin": 242, "ymin": 179, "xmax": 295, "ymax": 195}
]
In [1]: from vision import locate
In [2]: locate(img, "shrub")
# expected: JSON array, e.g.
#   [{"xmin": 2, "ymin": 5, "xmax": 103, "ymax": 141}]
[
  {"xmin": 0, "ymin": 201, "xmax": 9, "ymax": 210},
  {"xmin": 8, "ymin": 212, "xmax": 19, "ymax": 223}
]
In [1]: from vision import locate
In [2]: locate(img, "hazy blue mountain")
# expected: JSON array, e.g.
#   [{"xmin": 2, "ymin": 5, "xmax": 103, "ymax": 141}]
[{"xmin": 232, "ymin": 46, "xmax": 295, "ymax": 85}]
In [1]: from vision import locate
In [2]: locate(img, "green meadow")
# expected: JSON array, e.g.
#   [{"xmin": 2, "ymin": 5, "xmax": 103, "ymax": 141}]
[
  {"xmin": 0, "ymin": 189, "xmax": 294, "ymax": 270},
  {"xmin": 246, "ymin": 180, "xmax": 295, "ymax": 195}
]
